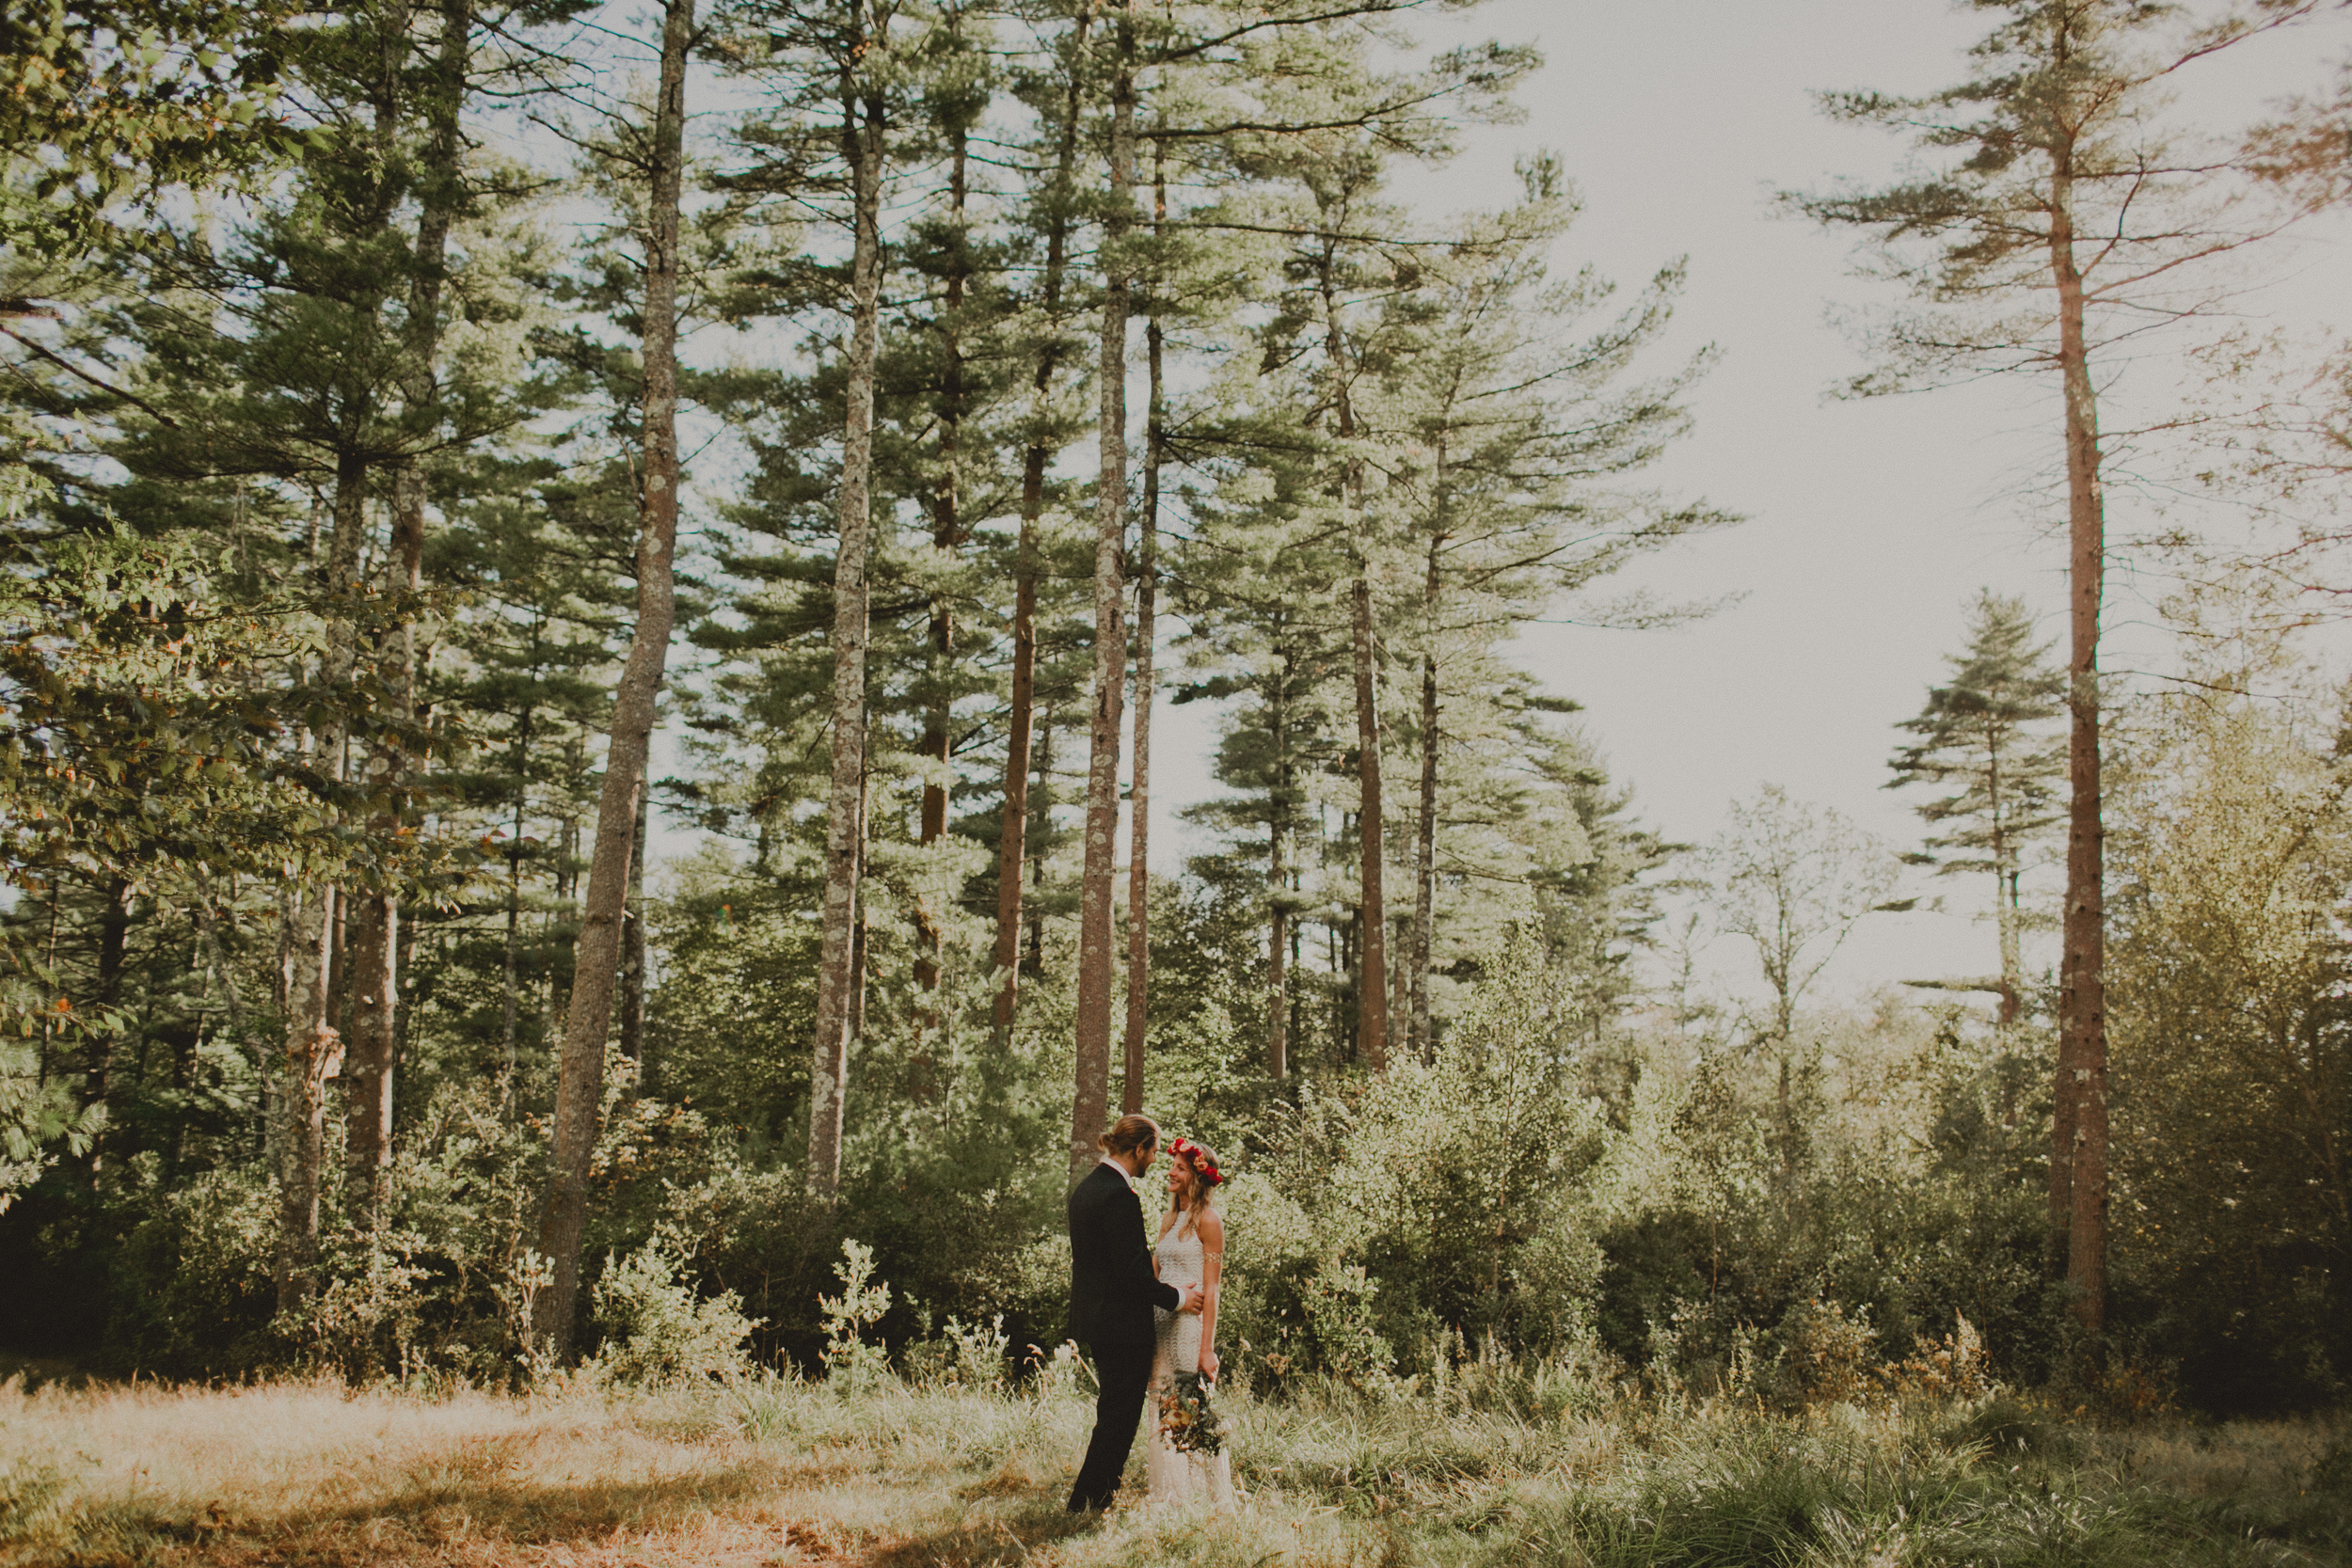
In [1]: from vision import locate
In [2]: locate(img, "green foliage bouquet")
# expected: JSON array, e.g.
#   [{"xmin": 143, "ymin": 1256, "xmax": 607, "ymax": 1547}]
[{"xmin": 1157, "ymin": 1370, "xmax": 1224, "ymax": 1455}]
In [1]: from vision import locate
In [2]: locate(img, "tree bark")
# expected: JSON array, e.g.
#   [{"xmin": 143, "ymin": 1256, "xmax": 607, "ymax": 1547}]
[
  {"xmin": 346, "ymin": 0, "xmax": 470, "ymax": 1201},
  {"xmin": 1986, "ymin": 721, "xmax": 2022, "ymax": 1027},
  {"xmin": 343, "ymin": 891, "xmax": 396, "ymax": 1189},
  {"xmin": 88, "ymin": 876, "xmax": 131, "ymax": 1130},
  {"xmin": 274, "ymin": 883, "xmax": 341, "ymax": 1313},
  {"xmin": 1351, "ymin": 574, "xmax": 1388, "ymax": 1073},
  {"xmin": 850, "ymin": 750, "xmax": 871, "ymax": 1046},
  {"xmin": 531, "ymin": 0, "xmax": 691, "ymax": 1356},
  {"xmin": 1319, "ymin": 250, "xmax": 1388, "ymax": 1073},
  {"xmin": 1121, "ymin": 340, "xmax": 1158, "ymax": 1116},
  {"xmin": 272, "ymin": 443, "xmax": 371, "ymax": 1265},
  {"xmin": 1121, "ymin": 142, "xmax": 1166, "ymax": 1116},
  {"xmin": 2050, "ymin": 137, "xmax": 2108, "ymax": 1337},
  {"xmin": 1267, "ymin": 652, "xmax": 1291, "ymax": 1081},
  {"xmin": 809, "ymin": 10, "xmax": 886, "ymax": 1199},
  {"xmin": 1025, "ymin": 719, "xmax": 1055, "ymax": 984},
  {"xmin": 500, "ymin": 787, "xmax": 523, "ymax": 1104},
  {"xmin": 992, "ymin": 6, "xmax": 1090, "ymax": 1040},
  {"xmin": 1070, "ymin": 3, "xmax": 1135, "ymax": 1180},
  {"xmin": 1411, "ymin": 527, "xmax": 1441, "ymax": 1063},
  {"xmin": 916, "ymin": 104, "xmax": 969, "ymax": 1003},
  {"xmin": 619, "ymin": 781, "xmax": 649, "ymax": 1067}
]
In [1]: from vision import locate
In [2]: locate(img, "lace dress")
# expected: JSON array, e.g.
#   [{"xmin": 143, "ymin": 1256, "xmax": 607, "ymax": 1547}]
[{"xmin": 1148, "ymin": 1222, "xmax": 1236, "ymax": 1509}]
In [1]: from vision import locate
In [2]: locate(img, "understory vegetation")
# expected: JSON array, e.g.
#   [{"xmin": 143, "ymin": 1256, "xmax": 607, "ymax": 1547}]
[{"xmin": 4, "ymin": 1365, "xmax": 2348, "ymax": 1567}]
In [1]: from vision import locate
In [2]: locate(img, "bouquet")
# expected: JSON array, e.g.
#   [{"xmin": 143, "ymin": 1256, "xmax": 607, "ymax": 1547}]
[{"xmin": 1157, "ymin": 1370, "xmax": 1225, "ymax": 1455}]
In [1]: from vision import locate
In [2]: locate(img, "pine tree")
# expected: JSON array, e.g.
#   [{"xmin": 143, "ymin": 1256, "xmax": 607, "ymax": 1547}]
[
  {"xmin": 345, "ymin": 0, "xmax": 476, "ymax": 1213},
  {"xmin": 96, "ymin": 0, "xmax": 554, "ymax": 1304},
  {"xmin": 720, "ymin": 0, "xmax": 906, "ymax": 1197},
  {"xmin": 1791, "ymin": 0, "xmax": 2316, "ymax": 1332},
  {"xmin": 1889, "ymin": 592, "xmax": 2066, "ymax": 1024},
  {"xmin": 532, "ymin": 0, "xmax": 696, "ymax": 1355},
  {"xmin": 1385, "ymin": 159, "xmax": 1729, "ymax": 1058},
  {"xmin": 988, "ymin": 0, "xmax": 1095, "ymax": 1043}
]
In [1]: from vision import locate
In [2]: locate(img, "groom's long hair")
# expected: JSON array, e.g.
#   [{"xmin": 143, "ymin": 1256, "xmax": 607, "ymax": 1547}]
[{"xmin": 1098, "ymin": 1114, "xmax": 1160, "ymax": 1159}]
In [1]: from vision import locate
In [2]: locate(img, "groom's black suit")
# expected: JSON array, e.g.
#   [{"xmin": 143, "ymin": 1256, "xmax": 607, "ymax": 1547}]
[{"xmin": 1066, "ymin": 1159, "xmax": 1180, "ymax": 1512}]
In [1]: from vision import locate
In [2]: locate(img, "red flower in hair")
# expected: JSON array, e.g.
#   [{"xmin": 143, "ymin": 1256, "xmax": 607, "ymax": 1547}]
[{"xmin": 1168, "ymin": 1136, "xmax": 1223, "ymax": 1187}]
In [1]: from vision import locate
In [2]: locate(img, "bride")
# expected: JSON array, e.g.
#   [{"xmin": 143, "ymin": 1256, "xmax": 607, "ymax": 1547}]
[{"xmin": 1148, "ymin": 1135, "xmax": 1236, "ymax": 1509}]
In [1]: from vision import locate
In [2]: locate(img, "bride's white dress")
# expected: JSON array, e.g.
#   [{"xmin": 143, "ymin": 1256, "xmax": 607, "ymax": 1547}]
[{"xmin": 1147, "ymin": 1222, "xmax": 1236, "ymax": 1509}]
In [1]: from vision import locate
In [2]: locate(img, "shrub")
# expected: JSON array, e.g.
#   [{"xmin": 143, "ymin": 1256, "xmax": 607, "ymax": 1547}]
[
  {"xmin": 818, "ymin": 1240, "xmax": 892, "ymax": 1392},
  {"xmin": 588, "ymin": 1247, "xmax": 759, "ymax": 1386}
]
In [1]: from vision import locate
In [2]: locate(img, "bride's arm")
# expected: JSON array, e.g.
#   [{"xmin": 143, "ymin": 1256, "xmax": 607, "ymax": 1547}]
[{"xmin": 1195, "ymin": 1212, "xmax": 1224, "ymax": 1380}]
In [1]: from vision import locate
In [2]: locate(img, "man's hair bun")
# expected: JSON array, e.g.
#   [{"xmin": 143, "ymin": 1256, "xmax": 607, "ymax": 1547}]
[{"xmin": 1097, "ymin": 1114, "xmax": 1160, "ymax": 1158}]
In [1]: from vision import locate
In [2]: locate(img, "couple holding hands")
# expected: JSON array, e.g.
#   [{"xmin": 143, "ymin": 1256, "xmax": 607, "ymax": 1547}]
[{"xmin": 1064, "ymin": 1114, "xmax": 1236, "ymax": 1513}]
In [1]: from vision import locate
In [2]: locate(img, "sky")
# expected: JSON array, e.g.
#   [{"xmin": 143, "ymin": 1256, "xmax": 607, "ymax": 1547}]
[
  {"xmin": 645, "ymin": 0, "xmax": 2351, "ymax": 1020},
  {"xmin": 1139, "ymin": 0, "xmax": 2352, "ymax": 1011}
]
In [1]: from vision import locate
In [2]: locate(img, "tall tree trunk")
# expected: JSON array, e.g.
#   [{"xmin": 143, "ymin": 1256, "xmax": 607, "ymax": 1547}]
[
  {"xmin": 1351, "ymin": 575, "xmax": 1388, "ymax": 1073},
  {"xmin": 1318, "ymin": 251, "xmax": 1388, "ymax": 1073},
  {"xmin": 2050, "ymin": 141, "xmax": 2107, "ymax": 1336},
  {"xmin": 1267, "ymin": 654, "xmax": 1291, "ymax": 1081},
  {"xmin": 1121, "ymin": 141, "xmax": 1166, "ymax": 1116},
  {"xmin": 809, "ymin": 18, "xmax": 887, "ymax": 1199},
  {"xmin": 619, "ymin": 781, "xmax": 649, "ymax": 1067},
  {"xmin": 993, "ymin": 515, "xmax": 1041, "ymax": 1033},
  {"xmin": 1025, "ymin": 719, "xmax": 1055, "ymax": 981},
  {"xmin": 916, "ymin": 109, "xmax": 969, "ymax": 1003},
  {"xmin": 1987, "ymin": 735, "xmax": 2022, "ymax": 1027},
  {"xmin": 1070, "ymin": 4, "xmax": 1135, "ymax": 1180},
  {"xmin": 37, "ymin": 895, "xmax": 58, "ymax": 1087},
  {"xmin": 327, "ymin": 893, "xmax": 348, "ymax": 1045},
  {"xmin": 1410, "ymin": 525, "xmax": 1441, "ymax": 1063},
  {"xmin": 346, "ymin": 0, "xmax": 471, "ymax": 1202},
  {"xmin": 531, "ymin": 0, "xmax": 691, "ymax": 1355},
  {"xmin": 993, "ymin": 6, "xmax": 1091, "ymax": 1040},
  {"xmin": 1120, "ymin": 346, "xmax": 1157, "ymax": 1117},
  {"xmin": 87, "ymin": 876, "xmax": 131, "ymax": 1138},
  {"xmin": 1999, "ymin": 863, "xmax": 2024, "ymax": 1028},
  {"xmin": 273, "ymin": 446, "xmax": 372, "ymax": 1266},
  {"xmin": 343, "ymin": 892, "xmax": 396, "ymax": 1190},
  {"xmin": 501, "ymin": 790, "xmax": 523, "ymax": 1104},
  {"xmin": 1985, "ymin": 728, "xmax": 2023, "ymax": 1029},
  {"xmin": 850, "ymin": 749, "xmax": 871, "ymax": 1047},
  {"xmin": 275, "ymin": 884, "xmax": 341, "ymax": 1313}
]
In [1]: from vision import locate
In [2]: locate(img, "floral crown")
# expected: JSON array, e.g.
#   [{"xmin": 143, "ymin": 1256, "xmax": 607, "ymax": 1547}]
[{"xmin": 1168, "ymin": 1136, "xmax": 1223, "ymax": 1187}]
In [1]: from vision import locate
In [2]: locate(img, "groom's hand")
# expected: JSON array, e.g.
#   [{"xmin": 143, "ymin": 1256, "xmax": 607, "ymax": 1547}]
[{"xmin": 1178, "ymin": 1283, "xmax": 1205, "ymax": 1314}]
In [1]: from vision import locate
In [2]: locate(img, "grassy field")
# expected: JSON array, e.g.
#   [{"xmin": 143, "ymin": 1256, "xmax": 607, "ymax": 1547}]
[{"xmin": 2, "ymin": 1368, "xmax": 2348, "ymax": 1567}]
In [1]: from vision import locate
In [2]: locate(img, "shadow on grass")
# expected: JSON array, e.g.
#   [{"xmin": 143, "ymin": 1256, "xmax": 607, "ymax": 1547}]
[
  {"xmin": 38, "ymin": 1460, "xmax": 812, "ymax": 1567},
  {"xmin": 864, "ymin": 1493, "xmax": 1099, "ymax": 1568}
]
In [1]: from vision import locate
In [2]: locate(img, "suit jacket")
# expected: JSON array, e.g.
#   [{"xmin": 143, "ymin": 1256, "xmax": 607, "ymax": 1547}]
[{"xmin": 1067, "ymin": 1160, "xmax": 1180, "ymax": 1349}]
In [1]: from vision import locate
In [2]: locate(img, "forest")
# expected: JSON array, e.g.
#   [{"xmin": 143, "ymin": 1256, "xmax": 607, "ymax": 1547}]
[{"xmin": 4, "ymin": 0, "xmax": 2352, "ymax": 1562}]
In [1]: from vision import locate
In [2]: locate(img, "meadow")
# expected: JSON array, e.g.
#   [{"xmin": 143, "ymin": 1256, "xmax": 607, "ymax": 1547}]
[{"xmin": 4, "ymin": 1365, "xmax": 2347, "ymax": 1568}]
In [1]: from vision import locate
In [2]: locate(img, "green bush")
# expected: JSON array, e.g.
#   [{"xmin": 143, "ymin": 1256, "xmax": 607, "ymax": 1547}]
[{"xmin": 589, "ymin": 1246, "xmax": 759, "ymax": 1386}]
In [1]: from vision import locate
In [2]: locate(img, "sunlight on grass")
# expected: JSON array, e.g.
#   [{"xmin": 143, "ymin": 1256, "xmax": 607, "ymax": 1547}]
[{"xmin": 1, "ymin": 1374, "xmax": 2347, "ymax": 1566}]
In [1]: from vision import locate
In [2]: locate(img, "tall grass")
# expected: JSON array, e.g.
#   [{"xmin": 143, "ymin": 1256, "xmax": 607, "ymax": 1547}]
[{"xmin": 1, "ymin": 1370, "xmax": 2346, "ymax": 1566}]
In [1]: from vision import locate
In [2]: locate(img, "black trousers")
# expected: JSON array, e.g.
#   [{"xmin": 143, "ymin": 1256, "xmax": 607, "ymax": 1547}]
[{"xmin": 1068, "ymin": 1337, "xmax": 1154, "ymax": 1512}]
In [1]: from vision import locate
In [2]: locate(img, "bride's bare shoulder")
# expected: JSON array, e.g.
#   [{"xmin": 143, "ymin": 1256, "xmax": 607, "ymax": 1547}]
[{"xmin": 1195, "ymin": 1209, "xmax": 1225, "ymax": 1251}]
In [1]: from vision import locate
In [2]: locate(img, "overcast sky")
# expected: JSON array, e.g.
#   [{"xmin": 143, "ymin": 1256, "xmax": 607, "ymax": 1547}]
[{"xmin": 1139, "ymin": 0, "xmax": 2352, "ymax": 1011}]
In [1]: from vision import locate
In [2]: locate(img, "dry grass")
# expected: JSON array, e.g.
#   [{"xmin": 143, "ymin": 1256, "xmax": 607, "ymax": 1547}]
[
  {"xmin": 0, "ymin": 1374, "xmax": 1387, "ymax": 1568},
  {"xmin": 2, "ymin": 1374, "xmax": 2346, "ymax": 1568}
]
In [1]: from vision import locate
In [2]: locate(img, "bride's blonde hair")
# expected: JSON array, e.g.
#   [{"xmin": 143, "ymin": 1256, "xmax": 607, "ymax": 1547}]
[{"xmin": 1162, "ymin": 1138, "xmax": 1222, "ymax": 1243}]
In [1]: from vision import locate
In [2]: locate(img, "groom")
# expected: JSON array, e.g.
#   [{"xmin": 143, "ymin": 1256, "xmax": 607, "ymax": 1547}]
[{"xmin": 1065, "ymin": 1113, "xmax": 1203, "ymax": 1513}]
